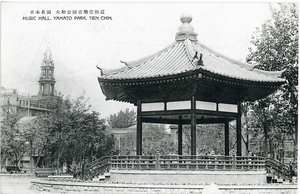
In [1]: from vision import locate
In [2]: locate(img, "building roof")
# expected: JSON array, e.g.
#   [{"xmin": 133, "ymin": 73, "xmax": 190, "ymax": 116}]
[
  {"xmin": 111, "ymin": 125, "xmax": 136, "ymax": 139},
  {"xmin": 111, "ymin": 124, "xmax": 137, "ymax": 133},
  {"xmin": 18, "ymin": 116, "xmax": 38, "ymax": 124},
  {"xmin": 99, "ymin": 13, "xmax": 284, "ymax": 84},
  {"xmin": 97, "ymin": 13, "xmax": 285, "ymax": 104}
]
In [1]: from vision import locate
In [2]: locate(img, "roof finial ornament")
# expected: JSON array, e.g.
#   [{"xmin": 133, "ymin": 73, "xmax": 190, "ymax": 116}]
[
  {"xmin": 96, "ymin": 65, "xmax": 106, "ymax": 76},
  {"xmin": 192, "ymin": 51, "xmax": 199, "ymax": 61},
  {"xmin": 175, "ymin": 12, "xmax": 198, "ymax": 41},
  {"xmin": 197, "ymin": 53, "xmax": 204, "ymax": 66},
  {"xmin": 191, "ymin": 51, "xmax": 204, "ymax": 66},
  {"xmin": 120, "ymin": 60, "xmax": 132, "ymax": 69},
  {"xmin": 179, "ymin": 12, "xmax": 194, "ymax": 33}
]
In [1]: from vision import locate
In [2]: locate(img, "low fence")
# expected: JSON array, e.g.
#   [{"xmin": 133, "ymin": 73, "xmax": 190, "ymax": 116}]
[
  {"xmin": 83, "ymin": 155, "xmax": 295, "ymax": 181},
  {"xmin": 110, "ymin": 155, "xmax": 266, "ymax": 171}
]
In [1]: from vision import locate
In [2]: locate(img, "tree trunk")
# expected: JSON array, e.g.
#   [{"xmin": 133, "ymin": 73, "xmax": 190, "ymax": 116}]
[
  {"xmin": 264, "ymin": 125, "xmax": 268, "ymax": 157},
  {"xmin": 269, "ymin": 140, "xmax": 272, "ymax": 158},
  {"xmin": 57, "ymin": 144, "xmax": 66, "ymax": 175},
  {"xmin": 57, "ymin": 156, "xmax": 60, "ymax": 175},
  {"xmin": 14, "ymin": 152, "xmax": 24, "ymax": 168},
  {"xmin": 57, "ymin": 135, "xmax": 61, "ymax": 175},
  {"xmin": 295, "ymin": 118, "xmax": 298, "ymax": 161},
  {"xmin": 35, "ymin": 146, "xmax": 46, "ymax": 167},
  {"xmin": 282, "ymin": 134, "xmax": 285, "ymax": 164},
  {"xmin": 14, "ymin": 153, "xmax": 19, "ymax": 167}
]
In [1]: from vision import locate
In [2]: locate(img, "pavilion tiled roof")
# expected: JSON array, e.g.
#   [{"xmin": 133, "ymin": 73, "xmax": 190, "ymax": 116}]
[{"xmin": 98, "ymin": 13, "xmax": 285, "ymax": 84}]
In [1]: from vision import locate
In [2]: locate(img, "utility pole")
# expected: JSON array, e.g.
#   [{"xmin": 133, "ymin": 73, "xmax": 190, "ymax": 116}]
[
  {"xmin": 27, "ymin": 100, "xmax": 30, "ymax": 116},
  {"xmin": 30, "ymin": 139, "xmax": 33, "ymax": 173},
  {"xmin": 27, "ymin": 99, "xmax": 33, "ymax": 173}
]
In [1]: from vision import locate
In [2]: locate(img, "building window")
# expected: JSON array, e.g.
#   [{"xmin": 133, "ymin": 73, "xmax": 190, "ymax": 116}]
[
  {"xmin": 50, "ymin": 84, "xmax": 54, "ymax": 94},
  {"xmin": 43, "ymin": 70, "xmax": 46, "ymax": 77},
  {"xmin": 49, "ymin": 70, "xmax": 52, "ymax": 77}
]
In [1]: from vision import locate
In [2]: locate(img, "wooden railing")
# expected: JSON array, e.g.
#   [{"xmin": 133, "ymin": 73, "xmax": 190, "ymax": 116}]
[
  {"xmin": 265, "ymin": 157, "xmax": 296, "ymax": 181},
  {"xmin": 110, "ymin": 155, "xmax": 266, "ymax": 171},
  {"xmin": 83, "ymin": 156, "xmax": 111, "ymax": 180},
  {"xmin": 83, "ymin": 155, "xmax": 297, "ymax": 181}
]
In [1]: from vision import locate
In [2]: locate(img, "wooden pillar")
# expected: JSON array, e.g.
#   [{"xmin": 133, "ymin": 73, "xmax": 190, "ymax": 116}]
[
  {"xmin": 191, "ymin": 96, "xmax": 196, "ymax": 155},
  {"xmin": 225, "ymin": 121, "xmax": 229, "ymax": 156},
  {"xmin": 236, "ymin": 101, "xmax": 242, "ymax": 156},
  {"xmin": 136, "ymin": 100, "xmax": 142, "ymax": 155},
  {"xmin": 178, "ymin": 116, "xmax": 183, "ymax": 155}
]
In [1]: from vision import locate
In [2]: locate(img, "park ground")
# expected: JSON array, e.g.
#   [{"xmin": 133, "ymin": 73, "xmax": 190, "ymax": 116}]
[{"xmin": 0, "ymin": 176, "xmax": 45, "ymax": 194}]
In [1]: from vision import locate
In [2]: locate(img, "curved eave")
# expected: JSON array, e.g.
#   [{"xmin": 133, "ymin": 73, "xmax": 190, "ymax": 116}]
[
  {"xmin": 98, "ymin": 70, "xmax": 282, "ymax": 103},
  {"xmin": 199, "ymin": 69, "xmax": 285, "ymax": 85},
  {"xmin": 98, "ymin": 69, "xmax": 199, "ymax": 85},
  {"xmin": 98, "ymin": 68, "xmax": 285, "ymax": 103},
  {"xmin": 98, "ymin": 68, "xmax": 285, "ymax": 87}
]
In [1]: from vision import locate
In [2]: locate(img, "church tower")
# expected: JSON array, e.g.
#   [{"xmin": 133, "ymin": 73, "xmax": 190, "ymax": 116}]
[{"xmin": 38, "ymin": 50, "xmax": 56, "ymax": 96}]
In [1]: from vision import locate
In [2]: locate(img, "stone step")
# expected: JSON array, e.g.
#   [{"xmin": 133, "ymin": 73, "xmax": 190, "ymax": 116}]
[
  {"xmin": 276, "ymin": 178, "xmax": 283, "ymax": 183},
  {"xmin": 98, "ymin": 175, "xmax": 105, "ymax": 180},
  {"xmin": 92, "ymin": 177, "xmax": 99, "ymax": 182},
  {"xmin": 92, "ymin": 173, "xmax": 110, "ymax": 182},
  {"xmin": 104, "ymin": 172, "xmax": 110, "ymax": 181},
  {"xmin": 91, "ymin": 171, "xmax": 111, "ymax": 182}
]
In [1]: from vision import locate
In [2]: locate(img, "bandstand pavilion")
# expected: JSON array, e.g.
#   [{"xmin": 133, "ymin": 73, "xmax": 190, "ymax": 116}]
[{"xmin": 98, "ymin": 13, "xmax": 285, "ymax": 157}]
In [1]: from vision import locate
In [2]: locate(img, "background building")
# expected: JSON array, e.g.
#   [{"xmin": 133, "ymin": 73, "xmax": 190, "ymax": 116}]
[
  {"xmin": 111, "ymin": 125, "xmax": 136, "ymax": 155},
  {"xmin": 1, "ymin": 50, "xmax": 58, "ymax": 171},
  {"xmin": 1, "ymin": 50, "xmax": 57, "ymax": 119}
]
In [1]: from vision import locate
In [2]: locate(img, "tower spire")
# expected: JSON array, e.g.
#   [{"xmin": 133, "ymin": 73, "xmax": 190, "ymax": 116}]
[{"xmin": 38, "ymin": 50, "xmax": 56, "ymax": 96}]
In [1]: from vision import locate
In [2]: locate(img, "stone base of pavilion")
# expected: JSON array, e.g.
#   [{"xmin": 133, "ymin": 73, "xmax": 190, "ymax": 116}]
[
  {"xmin": 109, "ymin": 169, "xmax": 267, "ymax": 184},
  {"xmin": 109, "ymin": 155, "xmax": 271, "ymax": 185},
  {"xmin": 30, "ymin": 179, "xmax": 298, "ymax": 194}
]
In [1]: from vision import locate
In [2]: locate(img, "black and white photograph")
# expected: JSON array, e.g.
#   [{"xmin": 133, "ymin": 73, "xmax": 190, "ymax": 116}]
[{"xmin": 0, "ymin": 1, "xmax": 298, "ymax": 194}]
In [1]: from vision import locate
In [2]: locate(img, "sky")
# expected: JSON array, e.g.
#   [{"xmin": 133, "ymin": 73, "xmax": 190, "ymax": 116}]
[{"xmin": 1, "ymin": 2, "xmax": 278, "ymax": 118}]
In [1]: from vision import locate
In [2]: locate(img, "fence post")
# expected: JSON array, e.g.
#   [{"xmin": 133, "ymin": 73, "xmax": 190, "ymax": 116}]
[
  {"xmin": 232, "ymin": 154, "xmax": 236, "ymax": 170},
  {"xmin": 156, "ymin": 150, "xmax": 160, "ymax": 170},
  {"xmin": 214, "ymin": 156, "xmax": 217, "ymax": 170},
  {"xmin": 139, "ymin": 155, "xmax": 141, "ymax": 170},
  {"xmin": 81, "ymin": 159, "xmax": 85, "ymax": 180}
]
